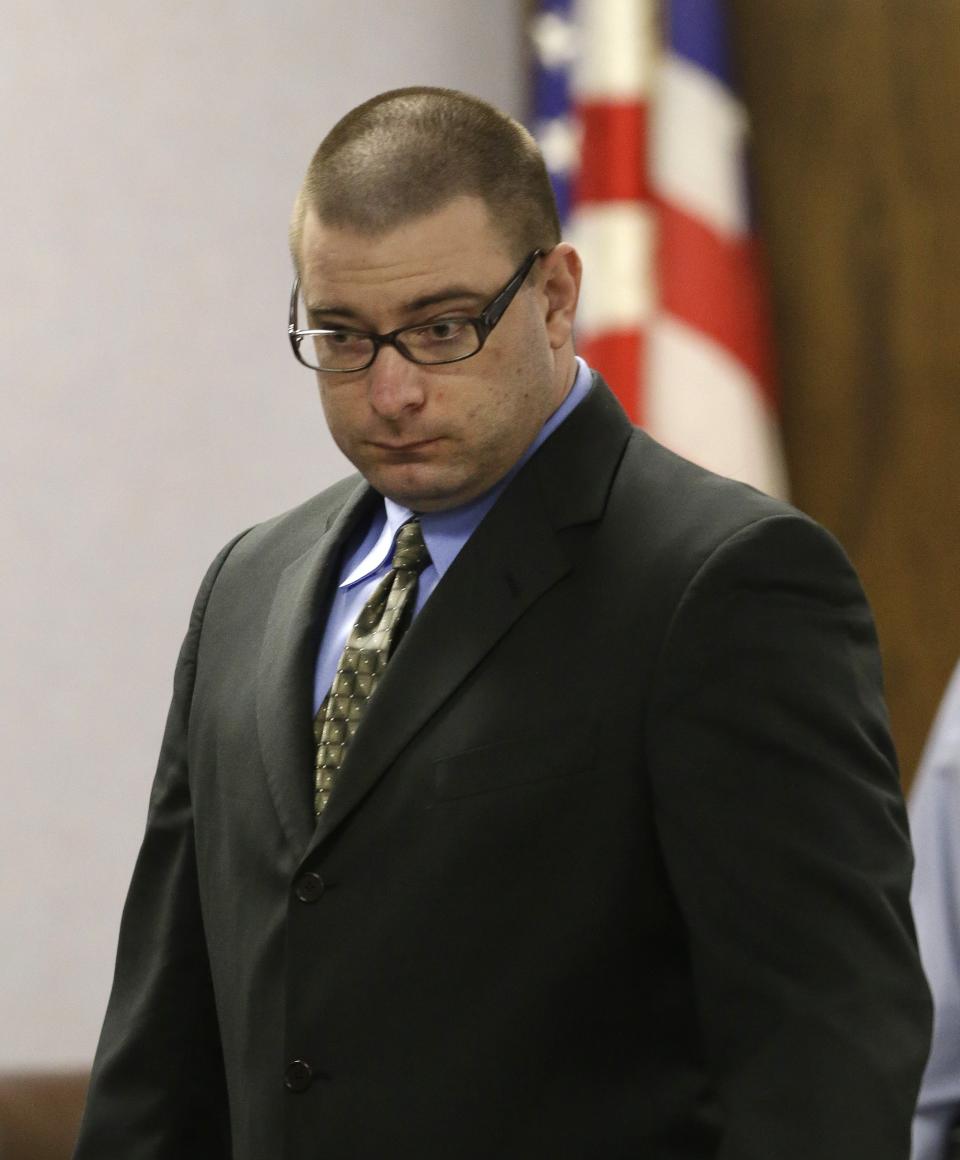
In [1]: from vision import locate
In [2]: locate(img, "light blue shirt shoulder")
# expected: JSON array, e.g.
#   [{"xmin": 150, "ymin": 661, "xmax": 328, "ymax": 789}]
[
  {"xmin": 910, "ymin": 659, "xmax": 960, "ymax": 1160},
  {"xmin": 312, "ymin": 357, "xmax": 594, "ymax": 712}
]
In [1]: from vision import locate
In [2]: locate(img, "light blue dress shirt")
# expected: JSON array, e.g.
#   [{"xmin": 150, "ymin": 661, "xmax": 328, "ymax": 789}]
[
  {"xmin": 911, "ymin": 659, "xmax": 960, "ymax": 1160},
  {"xmin": 312, "ymin": 356, "xmax": 594, "ymax": 713}
]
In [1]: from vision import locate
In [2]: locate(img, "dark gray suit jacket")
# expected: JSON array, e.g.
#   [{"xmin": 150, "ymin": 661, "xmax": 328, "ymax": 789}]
[{"xmin": 75, "ymin": 377, "xmax": 931, "ymax": 1159}]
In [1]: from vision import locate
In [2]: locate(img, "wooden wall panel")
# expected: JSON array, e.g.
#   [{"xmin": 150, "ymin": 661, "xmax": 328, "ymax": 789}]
[{"xmin": 729, "ymin": 1, "xmax": 960, "ymax": 784}]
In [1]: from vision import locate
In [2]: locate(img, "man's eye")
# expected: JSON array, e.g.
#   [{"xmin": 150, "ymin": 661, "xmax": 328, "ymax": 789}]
[
  {"xmin": 311, "ymin": 330, "xmax": 372, "ymax": 364},
  {"xmin": 409, "ymin": 319, "xmax": 469, "ymax": 344},
  {"xmin": 315, "ymin": 328, "xmax": 368, "ymax": 349}
]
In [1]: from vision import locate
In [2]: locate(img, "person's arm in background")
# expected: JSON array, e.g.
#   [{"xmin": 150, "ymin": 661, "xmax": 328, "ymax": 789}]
[{"xmin": 911, "ymin": 661, "xmax": 960, "ymax": 1160}]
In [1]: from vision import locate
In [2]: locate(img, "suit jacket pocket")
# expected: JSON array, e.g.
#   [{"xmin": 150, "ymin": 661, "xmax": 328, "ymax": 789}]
[{"xmin": 432, "ymin": 730, "xmax": 596, "ymax": 802}]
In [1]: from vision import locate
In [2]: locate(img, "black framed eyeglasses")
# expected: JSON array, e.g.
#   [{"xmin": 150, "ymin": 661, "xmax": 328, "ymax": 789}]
[{"xmin": 288, "ymin": 248, "xmax": 543, "ymax": 373}]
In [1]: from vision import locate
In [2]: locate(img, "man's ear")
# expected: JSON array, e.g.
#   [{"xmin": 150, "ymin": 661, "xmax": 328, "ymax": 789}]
[{"xmin": 540, "ymin": 244, "xmax": 582, "ymax": 350}]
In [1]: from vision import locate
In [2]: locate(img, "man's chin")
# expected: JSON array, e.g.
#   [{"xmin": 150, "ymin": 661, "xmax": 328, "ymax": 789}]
[{"xmin": 370, "ymin": 465, "xmax": 476, "ymax": 513}]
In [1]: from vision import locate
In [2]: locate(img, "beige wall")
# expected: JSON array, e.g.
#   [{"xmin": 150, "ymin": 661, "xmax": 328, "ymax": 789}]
[{"xmin": 1, "ymin": 0, "xmax": 524, "ymax": 1068}]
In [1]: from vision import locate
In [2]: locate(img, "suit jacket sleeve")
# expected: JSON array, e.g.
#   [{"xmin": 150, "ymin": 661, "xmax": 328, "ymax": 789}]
[
  {"xmin": 73, "ymin": 534, "xmax": 246, "ymax": 1160},
  {"xmin": 645, "ymin": 512, "xmax": 932, "ymax": 1160}
]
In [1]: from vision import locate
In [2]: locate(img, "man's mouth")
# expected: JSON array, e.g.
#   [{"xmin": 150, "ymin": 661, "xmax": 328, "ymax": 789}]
[{"xmin": 371, "ymin": 438, "xmax": 438, "ymax": 453}]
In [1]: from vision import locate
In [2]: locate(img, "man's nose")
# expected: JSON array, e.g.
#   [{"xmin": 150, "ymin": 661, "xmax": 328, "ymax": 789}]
[{"xmin": 365, "ymin": 344, "xmax": 426, "ymax": 419}]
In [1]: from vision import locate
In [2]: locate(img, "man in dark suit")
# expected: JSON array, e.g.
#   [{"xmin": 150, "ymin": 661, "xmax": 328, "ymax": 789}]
[{"xmin": 75, "ymin": 87, "xmax": 931, "ymax": 1159}]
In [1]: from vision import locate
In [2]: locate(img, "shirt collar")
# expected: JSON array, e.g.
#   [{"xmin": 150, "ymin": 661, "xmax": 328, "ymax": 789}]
[{"xmin": 340, "ymin": 356, "xmax": 593, "ymax": 589}]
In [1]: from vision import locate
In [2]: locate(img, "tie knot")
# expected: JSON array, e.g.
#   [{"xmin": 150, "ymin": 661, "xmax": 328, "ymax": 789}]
[{"xmin": 392, "ymin": 519, "xmax": 431, "ymax": 574}]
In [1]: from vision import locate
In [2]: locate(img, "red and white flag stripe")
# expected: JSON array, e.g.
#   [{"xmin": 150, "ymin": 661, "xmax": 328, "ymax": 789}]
[{"xmin": 556, "ymin": 0, "xmax": 788, "ymax": 498}]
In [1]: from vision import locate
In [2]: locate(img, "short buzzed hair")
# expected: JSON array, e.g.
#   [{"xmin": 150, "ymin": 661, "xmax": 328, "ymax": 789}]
[{"xmin": 290, "ymin": 86, "xmax": 561, "ymax": 268}]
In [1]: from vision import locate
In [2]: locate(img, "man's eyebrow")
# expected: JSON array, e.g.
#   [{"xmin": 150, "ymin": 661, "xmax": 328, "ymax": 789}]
[
  {"xmin": 307, "ymin": 284, "xmax": 486, "ymax": 322},
  {"xmin": 305, "ymin": 303, "xmax": 365, "ymax": 322},
  {"xmin": 404, "ymin": 285, "xmax": 486, "ymax": 313}
]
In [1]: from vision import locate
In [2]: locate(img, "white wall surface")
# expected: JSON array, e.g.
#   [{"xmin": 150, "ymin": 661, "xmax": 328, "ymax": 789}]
[{"xmin": 1, "ymin": 0, "xmax": 525, "ymax": 1068}]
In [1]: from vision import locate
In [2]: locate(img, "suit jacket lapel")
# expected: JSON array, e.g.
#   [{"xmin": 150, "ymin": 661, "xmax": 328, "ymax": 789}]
[
  {"xmin": 305, "ymin": 376, "xmax": 633, "ymax": 854},
  {"xmin": 256, "ymin": 480, "xmax": 377, "ymax": 856}
]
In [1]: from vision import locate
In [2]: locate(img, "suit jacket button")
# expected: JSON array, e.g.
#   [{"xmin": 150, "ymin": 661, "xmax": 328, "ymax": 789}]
[
  {"xmin": 294, "ymin": 872, "xmax": 324, "ymax": 903},
  {"xmin": 284, "ymin": 1059, "xmax": 313, "ymax": 1092}
]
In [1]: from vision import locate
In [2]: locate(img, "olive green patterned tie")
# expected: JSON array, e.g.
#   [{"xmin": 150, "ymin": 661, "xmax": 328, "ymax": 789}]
[{"xmin": 313, "ymin": 519, "xmax": 431, "ymax": 816}]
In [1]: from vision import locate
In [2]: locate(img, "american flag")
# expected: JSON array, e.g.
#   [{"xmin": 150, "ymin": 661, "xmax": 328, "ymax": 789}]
[{"xmin": 530, "ymin": 0, "xmax": 788, "ymax": 498}]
